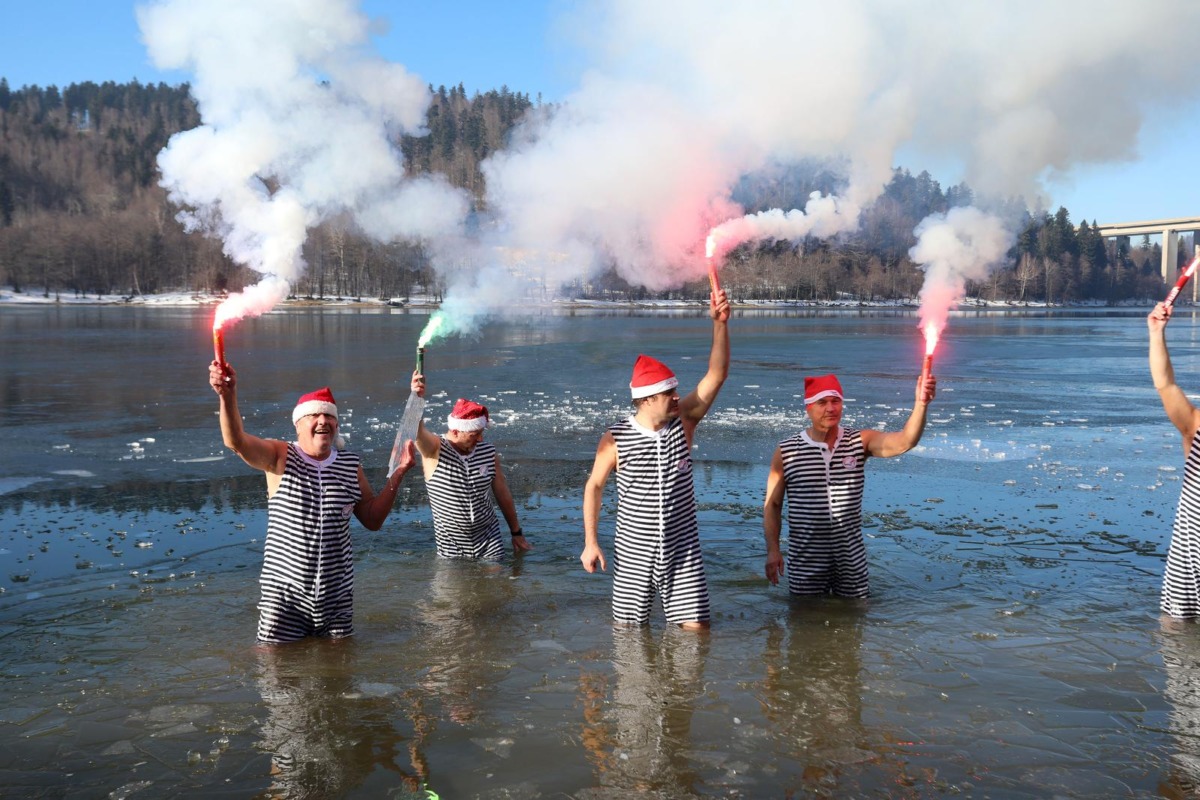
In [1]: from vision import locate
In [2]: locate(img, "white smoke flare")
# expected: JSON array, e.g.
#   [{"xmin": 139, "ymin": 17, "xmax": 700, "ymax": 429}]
[{"xmin": 138, "ymin": 0, "xmax": 468, "ymax": 328}]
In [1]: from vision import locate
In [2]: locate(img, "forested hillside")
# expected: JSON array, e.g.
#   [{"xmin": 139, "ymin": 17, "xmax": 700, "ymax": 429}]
[{"xmin": 0, "ymin": 77, "xmax": 1174, "ymax": 303}]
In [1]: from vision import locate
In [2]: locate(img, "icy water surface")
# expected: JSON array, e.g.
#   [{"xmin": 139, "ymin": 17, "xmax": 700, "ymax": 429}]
[{"xmin": 3, "ymin": 304, "xmax": 1200, "ymax": 797}]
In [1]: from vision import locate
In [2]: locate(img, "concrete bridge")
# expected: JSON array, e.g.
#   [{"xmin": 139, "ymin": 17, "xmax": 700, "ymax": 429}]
[{"xmin": 1093, "ymin": 216, "xmax": 1200, "ymax": 286}]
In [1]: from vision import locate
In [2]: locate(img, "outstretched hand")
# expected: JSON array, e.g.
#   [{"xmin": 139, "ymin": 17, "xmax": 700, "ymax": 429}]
[
  {"xmin": 710, "ymin": 288, "xmax": 730, "ymax": 322},
  {"xmin": 1148, "ymin": 302, "xmax": 1173, "ymax": 334},
  {"xmin": 917, "ymin": 372, "xmax": 937, "ymax": 405},
  {"xmin": 395, "ymin": 439, "xmax": 417, "ymax": 475},
  {"xmin": 209, "ymin": 361, "xmax": 235, "ymax": 395}
]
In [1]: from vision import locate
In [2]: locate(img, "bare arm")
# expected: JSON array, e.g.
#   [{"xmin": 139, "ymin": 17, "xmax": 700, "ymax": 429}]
[
  {"xmin": 679, "ymin": 288, "xmax": 731, "ymax": 430},
  {"xmin": 354, "ymin": 440, "xmax": 416, "ymax": 531},
  {"xmin": 209, "ymin": 361, "xmax": 287, "ymax": 474},
  {"xmin": 763, "ymin": 446, "xmax": 786, "ymax": 586},
  {"xmin": 581, "ymin": 432, "xmax": 617, "ymax": 573},
  {"xmin": 1149, "ymin": 302, "xmax": 1200, "ymax": 446},
  {"xmin": 491, "ymin": 455, "xmax": 531, "ymax": 552},
  {"xmin": 862, "ymin": 373, "xmax": 936, "ymax": 459}
]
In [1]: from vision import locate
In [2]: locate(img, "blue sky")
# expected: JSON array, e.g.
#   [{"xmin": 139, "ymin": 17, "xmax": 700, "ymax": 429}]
[{"xmin": 4, "ymin": 0, "xmax": 1199, "ymax": 230}]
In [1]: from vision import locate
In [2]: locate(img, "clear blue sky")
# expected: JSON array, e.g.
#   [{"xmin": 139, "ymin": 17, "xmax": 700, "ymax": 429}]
[{"xmin": 3, "ymin": 0, "xmax": 1197, "ymax": 228}]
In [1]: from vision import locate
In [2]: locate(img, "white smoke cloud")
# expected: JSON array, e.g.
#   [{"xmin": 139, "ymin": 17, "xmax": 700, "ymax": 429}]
[
  {"xmin": 478, "ymin": 0, "xmax": 1200, "ymax": 291},
  {"xmin": 137, "ymin": 0, "xmax": 468, "ymax": 327},
  {"xmin": 140, "ymin": 0, "xmax": 1200, "ymax": 340}
]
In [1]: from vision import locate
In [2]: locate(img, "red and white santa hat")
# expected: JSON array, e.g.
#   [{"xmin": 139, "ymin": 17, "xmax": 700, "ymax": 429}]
[
  {"xmin": 803, "ymin": 374, "xmax": 843, "ymax": 405},
  {"xmin": 292, "ymin": 387, "xmax": 338, "ymax": 424},
  {"xmin": 447, "ymin": 398, "xmax": 491, "ymax": 432},
  {"xmin": 629, "ymin": 354, "xmax": 679, "ymax": 399}
]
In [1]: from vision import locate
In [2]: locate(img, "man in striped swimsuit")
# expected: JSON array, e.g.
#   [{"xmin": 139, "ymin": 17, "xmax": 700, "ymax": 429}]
[
  {"xmin": 1149, "ymin": 302, "xmax": 1200, "ymax": 619},
  {"xmin": 581, "ymin": 289, "xmax": 731, "ymax": 630},
  {"xmin": 763, "ymin": 372, "xmax": 935, "ymax": 597},
  {"xmin": 410, "ymin": 375, "xmax": 529, "ymax": 560},
  {"xmin": 209, "ymin": 362, "xmax": 416, "ymax": 644}
]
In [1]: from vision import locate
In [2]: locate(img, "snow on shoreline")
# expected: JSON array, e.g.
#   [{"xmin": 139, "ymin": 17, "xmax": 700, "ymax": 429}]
[{"xmin": 0, "ymin": 286, "xmax": 1151, "ymax": 310}]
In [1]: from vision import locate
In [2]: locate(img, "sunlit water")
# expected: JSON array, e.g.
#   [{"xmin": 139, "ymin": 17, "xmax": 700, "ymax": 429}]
[{"xmin": 3, "ymin": 304, "xmax": 1200, "ymax": 797}]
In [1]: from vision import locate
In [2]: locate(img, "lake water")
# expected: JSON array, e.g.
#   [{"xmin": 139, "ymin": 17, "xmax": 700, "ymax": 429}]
[{"xmin": 2, "ymin": 303, "xmax": 1199, "ymax": 797}]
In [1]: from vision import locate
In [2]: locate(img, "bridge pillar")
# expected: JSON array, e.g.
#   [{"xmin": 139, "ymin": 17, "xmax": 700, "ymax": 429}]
[{"xmin": 1165, "ymin": 228, "xmax": 1179, "ymax": 284}]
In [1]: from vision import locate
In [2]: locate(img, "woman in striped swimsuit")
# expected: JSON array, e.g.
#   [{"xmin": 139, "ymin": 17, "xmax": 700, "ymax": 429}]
[
  {"xmin": 581, "ymin": 289, "xmax": 731, "ymax": 630},
  {"xmin": 1149, "ymin": 302, "xmax": 1200, "ymax": 619},
  {"xmin": 763, "ymin": 372, "xmax": 935, "ymax": 598},
  {"xmin": 209, "ymin": 364, "xmax": 416, "ymax": 644}
]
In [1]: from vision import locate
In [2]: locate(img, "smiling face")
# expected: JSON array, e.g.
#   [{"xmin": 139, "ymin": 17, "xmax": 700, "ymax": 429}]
[{"xmin": 295, "ymin": 412, "xmax": 338, "ymax": 459}]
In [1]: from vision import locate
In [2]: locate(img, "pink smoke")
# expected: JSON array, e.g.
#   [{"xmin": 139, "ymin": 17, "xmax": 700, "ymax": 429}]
[{"xmin": 911, "ymin": 207, "xmax": 1013, "ymax": 354}]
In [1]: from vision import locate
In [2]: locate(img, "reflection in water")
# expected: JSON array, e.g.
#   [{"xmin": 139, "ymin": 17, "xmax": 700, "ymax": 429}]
[
  {"xmin": 255, "ymin": 641, "xmax": 428, "ymax": 798},
  {"xmin": 415, "ymin": 558, "xmax": 523, "ymax": 728},
  {"xmin": 758, "ymin": 602, "xmax": 871, "ymax": 794},
  {"xmin": 1159, "ymin": 620, "xmax": 1200, "ymax": 798},
  {"xmin": 579, "ymin": 626, "xmax": 709, "ymax": 796}
]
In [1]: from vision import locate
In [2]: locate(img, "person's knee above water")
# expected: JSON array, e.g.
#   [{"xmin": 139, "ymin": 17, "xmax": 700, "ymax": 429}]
[{"xmin": 763, "ymin": 370, "xmax": 935, "ymax": 598}]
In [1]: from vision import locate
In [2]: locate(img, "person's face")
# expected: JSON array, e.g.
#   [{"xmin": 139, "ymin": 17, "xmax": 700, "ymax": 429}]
[
  {"xmin": 805, "ymin": 395, "xmax": 843, "ymax": 430},
  {"xmin": 448, "ymin": 428, "xmax": 485, "ymax": 454},
  {"xmin": 643, "ymin": 388, "xmax": 680, "ymax": 419},
  {"xmin": 296, "ymin": 412, "xmax": 337, "ymax": 455}
]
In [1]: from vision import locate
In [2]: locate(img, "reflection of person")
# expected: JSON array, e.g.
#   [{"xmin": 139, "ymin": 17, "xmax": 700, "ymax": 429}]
[
  {"xmin": 256, "ymin": 642, "xmax": 429, "ymax": 797},
  {"xmin": 1149, "ymin": 302, "xmax": 1200, "ymax": 618},
  {"xmin": 411, "ymin": 371, "xmax": 529, "ymax": 560},
  {"xmin": 416, "ymin": 558, "xmax": 522, "ymax": 724},
  {"xmin": 581, "ymin": 290, "xmax": 731, "ymax": 629},
  {"xmin": 1158, "ymin": 623, "xmax": 1200, "ymax": 793},
  {"xmin": 763, "ymin": 372, "xmax": 934, "ymax": 597},
  {"xmin": 209, "ymin": 362, "xmax": 415, "ymax": 643},
  {"xmin": 759, "ymin": 605, "xmax": 869, "ymax": 792},
  {"xmin": 578, "ymin": 626, "xmax": 708, "ymax": 794}
]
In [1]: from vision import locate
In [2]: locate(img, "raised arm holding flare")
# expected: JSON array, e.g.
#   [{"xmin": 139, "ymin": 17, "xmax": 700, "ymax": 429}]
[{"xmin": 1149, "ymin": 302, "xmax": 1200, "ymax": 618}]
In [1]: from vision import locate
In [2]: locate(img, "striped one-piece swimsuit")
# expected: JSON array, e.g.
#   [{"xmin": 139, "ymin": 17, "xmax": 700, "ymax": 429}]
[
  {"xmin": 1162, "ymin": 430, "xmax": 1200, "ymax": 617},
  {"xmin": 779, "ymin": 428, "xmax": 869, "ymax": 597},
  {"xmin": 426, "ymin": 437, "xmax": 504, "ymax": 560},
  {"xmin": 610, "ymin": 416, "xmax": 710, "ymax": 625},
  {"xmin": 258, "ymin": 445, "xmax": 361, "ymax": 643}
]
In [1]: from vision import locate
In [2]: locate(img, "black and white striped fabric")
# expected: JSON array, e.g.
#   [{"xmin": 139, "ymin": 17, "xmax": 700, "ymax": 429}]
[
  {"xmin": 426, "ymin": 437, "xmax": 504, "ymax": 560},
  {"xmin": 610, "ymin": 416, "xmax": 710, "ymax": 625},
  {"xmin": 258, "ymin": 444, "xmax": 361, "ymax": 643},
  {"xmin": 1163, "ymin": 431, "xmax": 1200, "ymax": 617},
  {"xmin": 778, "ymin": 428, "xmax": 869, "ymax": 597}
]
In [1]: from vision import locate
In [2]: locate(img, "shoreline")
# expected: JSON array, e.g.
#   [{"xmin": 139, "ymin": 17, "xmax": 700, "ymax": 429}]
[{"xmin": 0, "ymin": 287, "xmax": 1157, "ymax": 311}]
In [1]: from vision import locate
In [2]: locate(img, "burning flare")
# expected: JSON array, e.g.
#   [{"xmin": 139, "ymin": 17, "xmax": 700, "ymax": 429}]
[
  {"xmin": 920, "ymin": 320, "xmax": 938, "ymax": 382},
  {"xmin": 922, "ymin": 321, "xmax": 939, "ymax": 357},
  {"xmin": 704, "ymin": 232, "xmax": 721, "ymax": 296}
]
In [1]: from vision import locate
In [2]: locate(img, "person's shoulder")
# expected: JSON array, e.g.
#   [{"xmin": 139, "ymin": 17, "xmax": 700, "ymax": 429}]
[{"xmin": 608, "ymin": 416, "xmax": 634, "ymax": 433}]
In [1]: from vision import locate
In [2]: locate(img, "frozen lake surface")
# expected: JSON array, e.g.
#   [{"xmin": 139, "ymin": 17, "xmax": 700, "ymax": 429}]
[{"xmin": 2, "ymin": 304, "xmax": 1199, "ymax": 797}]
